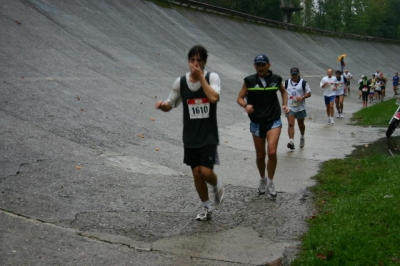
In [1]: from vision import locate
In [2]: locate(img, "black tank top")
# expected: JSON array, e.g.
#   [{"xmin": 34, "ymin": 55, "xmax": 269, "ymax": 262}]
[
  {"xmin": 180, "ymin": 72, "xmax": 219, "ymax": 148},
  {"xmin": 244, "ymin": 71, "xmax": 282, "ymax": 123}
]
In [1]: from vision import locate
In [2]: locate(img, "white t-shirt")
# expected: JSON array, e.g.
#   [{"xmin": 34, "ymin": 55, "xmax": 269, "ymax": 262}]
[
  {"xmin": 166, "ymin": 71, "xmax": 220, "ymax": 108},
  {"xmin": 286, "ymin": 78, "xmax": 311, "ymax": 112},
  {"xmin": 320, "ymin": 76, "xmax": 337, "ymax": 96},
  {"xmin": 374, "ymin": 81, "xmax": 382, "ymax": 91},
  {"xmin": 335, "ymin": 75, "xmax": 346, "ymax": 95},
  {"xmin": 343, "ymin": 71, "xmax": 353, "ymax": 82}
]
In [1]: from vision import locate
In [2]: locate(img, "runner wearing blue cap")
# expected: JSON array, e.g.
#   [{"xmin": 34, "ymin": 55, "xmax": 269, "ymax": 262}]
[{"xmin": 237, "ymin": 54, "xmax": 289, "ymax": 197}]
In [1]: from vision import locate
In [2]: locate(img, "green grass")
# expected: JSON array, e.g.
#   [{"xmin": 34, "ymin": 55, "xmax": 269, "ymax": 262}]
[
  {"xmin": 292, "ymin": 156, "xmax": 400, "ymax": 265},
  {"xmin": 351, "ymin": 98, "xmax": 397, "ymax": 126},
  {"xmin": 292, "ymin": 100, "xmax": 400, "ymax": 265}
]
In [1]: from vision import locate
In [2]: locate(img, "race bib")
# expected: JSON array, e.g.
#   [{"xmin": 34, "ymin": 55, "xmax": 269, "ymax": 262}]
[
  {"xmin": 326, "ymin": 83, "xmax": 335, "ymax": 90},
  {"xmin": 187, "ymin": 98, "xmax": 210, "ymax": 119},
  {"xmin": 362, "ymin": 88, "xmax": 368, "ymax": 92},
  {"xmin": 289, "ymin": 96, "xmax": 299, "ymax": 107}
]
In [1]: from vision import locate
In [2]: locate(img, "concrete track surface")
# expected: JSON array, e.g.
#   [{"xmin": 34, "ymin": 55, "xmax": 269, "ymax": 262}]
[{"xmin": 0, "ymin": 0, "xmax": 397, "ymax": 265}]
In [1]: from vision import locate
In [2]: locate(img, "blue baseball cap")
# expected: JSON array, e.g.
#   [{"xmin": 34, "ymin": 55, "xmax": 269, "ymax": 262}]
[
  {"xmin": 290, "ymin": 67, "xmax": 300, "ymax": 74},
  {"xmin": 254, "ymin": 54, "xmax": 269, "ymax": 64}
]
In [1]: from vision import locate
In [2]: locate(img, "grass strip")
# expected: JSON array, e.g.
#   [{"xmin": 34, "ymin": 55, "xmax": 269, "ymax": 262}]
[
  {"xmin": 293, "ymin": 100, "xmax": 400, "ymax": 265},
  {"xmin": 351, "ymin": 98, "xmax": 397, "ymax": 126},
  {"xmin": 292, "ymin": 155, "xmax": 400, "ymax": 265}
]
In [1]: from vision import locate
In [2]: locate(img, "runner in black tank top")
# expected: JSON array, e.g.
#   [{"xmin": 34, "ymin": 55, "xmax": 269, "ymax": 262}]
[{"xmin": 155, "ymin": 45, "xmax": 224, "ymax": 221}]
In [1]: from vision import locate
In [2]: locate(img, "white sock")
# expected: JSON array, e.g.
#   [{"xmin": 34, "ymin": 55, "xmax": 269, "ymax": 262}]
[
  {"xmin": 260, "ymin": 176, "xmax": 266, "ymax": 182},
  {"xmin": 300, "ymin": 135, "xmax": 304, "ymax": 139},
  {"xmin": 214, "ymin": 179, "xmax": 222, "ymax": 190},
  {"xmin": 267, "ymin": 177, "xmax": 273, "ymax": 186},
  {"xmin": 289, "ymin": 139, "xmax": 294, "ymax": 143},
  {"xmin": 203, "ymin": 200, "xmax": 212, "ymax": 210}
]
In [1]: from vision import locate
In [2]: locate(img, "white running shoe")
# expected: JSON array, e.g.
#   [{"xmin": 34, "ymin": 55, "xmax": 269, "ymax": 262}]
[
  {"xmin": 327, "ymin": 118, "xmax": 331, "ymax": 124},
  {"xmin": 336, "ymin": 114, "xmax": 340, "ymax": 118},
  {"xmin": 267, "ymin": 181, "xmax": 277, "ymax": 197},
  {"xmin": 340, "ymin": 114, "xmax": 344, "ymax": 118},
  {"xmin": 258, "ymin": 179, "xmax": 266, "ymax": 194},
  {"xmin": 196, "ymin": 207, "xmax": 212, "ymax": 221},
  {"xmin": 300, "ymin": 137, "xmax": 305, "ymax": 148},
  {"xmin": 330, "ymin": 118, "xmax": 335, "ymax": 124}
]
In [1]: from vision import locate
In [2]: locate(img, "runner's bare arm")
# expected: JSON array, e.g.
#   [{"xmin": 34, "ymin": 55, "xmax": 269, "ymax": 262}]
[
  {"xmin": 237, "ymin": 82, "xmax": 253, "ymax": 114},
  {"xmin": 190, "ymin": 63, "xmax": 219, "ymax": 103},
  {"xmin": 199, "ymin": 74, "xmax": 219, "ymax": 103},
  {"xmin": 279, "ymin": 83, "xmax": 290, "ymax": 114}
]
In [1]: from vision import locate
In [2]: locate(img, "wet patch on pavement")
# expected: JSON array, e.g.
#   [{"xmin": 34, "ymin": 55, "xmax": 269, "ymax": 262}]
[{"xmin": 347, "ymin": 135, "xmax": 400, "ymax": 158}]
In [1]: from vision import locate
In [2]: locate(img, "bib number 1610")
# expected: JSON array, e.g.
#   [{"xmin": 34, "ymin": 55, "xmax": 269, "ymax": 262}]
[{"xmin": 187, "ymin": 98, "xmax": 210, "ymax": 119}]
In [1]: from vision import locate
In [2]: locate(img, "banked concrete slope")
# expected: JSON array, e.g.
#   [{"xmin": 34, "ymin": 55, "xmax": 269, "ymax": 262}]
[
  {"xmin": 0, "ymin": 0, "xmax": 398, "ymax": 265},
  {"xmin": 1, "ymin": 0, "xmax": 399, "ymax": 149},
  {"xmin": 2, "ymin": 0, "xmax": 400, "ymax": 123}
]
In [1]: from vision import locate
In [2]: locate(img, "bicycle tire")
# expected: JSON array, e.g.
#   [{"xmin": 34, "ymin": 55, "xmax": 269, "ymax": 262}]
[{"xmin": 386, "ymin": 119, "xmax": 400, "ymax": 137}]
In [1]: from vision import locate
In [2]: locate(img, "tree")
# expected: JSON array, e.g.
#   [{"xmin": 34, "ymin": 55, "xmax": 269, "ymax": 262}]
[
  {"xmin": 380, "ymin": 0, "xmax": 400, "ymax": 39},
  {"xmin": 365, "ymin": 0, "xmax": 386, "ymax": 37},
  {"xmin": 303, "ymin": 0, "xmax": 314, "ymax": 27},
  {"xmin": 195, "ymin": 0, "xmax": 400, "ymax": 40},
  {"xmin": 197, "ymin": 0, "xmax": 283, "ymax": 21}
]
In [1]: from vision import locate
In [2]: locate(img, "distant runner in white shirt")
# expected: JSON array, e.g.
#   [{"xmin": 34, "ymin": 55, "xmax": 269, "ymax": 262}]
[
  {"xmin": 334, "ymin": 70, "xmax": 347, "ymax": 118},
  {"xmin": 285, "ymin": 67, "xmax": 311, "ymax": 150},
  {"xmin": 375, "ymin": 69, "xmax": 381, "ymax": 78},
  {"xmin": 374, "ymin": 76, "xmax": 383, "ymax": 102},
  {"xmin": 343, "ymin": 69, "xmax": 353, "ymax": 96},
  {"xmin": 320, "ymin": 68, "xmax": 338, "ymax": 125}
]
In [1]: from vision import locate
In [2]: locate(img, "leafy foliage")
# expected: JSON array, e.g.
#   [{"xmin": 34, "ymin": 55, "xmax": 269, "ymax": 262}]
[
  {"xmin": 198, "ymin": 0, "xmax": 284, "ymax": 21},
  {"xmin": 197, "ymin": 0, "xmax": 400, "ymax": 40}
]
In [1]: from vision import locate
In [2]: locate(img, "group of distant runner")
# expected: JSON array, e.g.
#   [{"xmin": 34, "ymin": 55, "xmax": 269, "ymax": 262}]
[
  {"xmin": 322, "ymin": 68, "xmax": 400, "ymax": 122},
  {"xmin": 357, "ymin": 70, "xmax": 384, "ymax": 106},
  {"xmin": 155, "ymin": 45, "xmax": 400, "ymax": 221},
  {"xmin": 356, "ymin": 70, "xmax": 400, "ymax": 107},
  {"xmin": 320, "ymin": 68, "xmax": 351, "ymax": 125}
]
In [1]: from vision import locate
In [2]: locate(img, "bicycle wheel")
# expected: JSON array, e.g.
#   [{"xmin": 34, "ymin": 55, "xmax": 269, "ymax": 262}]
[{"xmin": 386, "ymin": 120, "xmax": 400, "ymax": 137}]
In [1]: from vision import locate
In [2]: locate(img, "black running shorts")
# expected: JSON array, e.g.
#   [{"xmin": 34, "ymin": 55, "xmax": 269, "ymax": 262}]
[{"xmin": 184, "ymin": 144, "xmax": 219, "ymax": 170}]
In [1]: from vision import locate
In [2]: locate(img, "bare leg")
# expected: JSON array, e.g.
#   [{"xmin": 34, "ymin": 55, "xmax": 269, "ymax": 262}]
[
  {"xmin": 297, "ymin": 118, "xmax": 305, "ymax": 135},
  {"xmin": 287, "ymin": 115, "xmax": 295, "ymax": 139},
  {"xmin": 325, "ymin": 104, "xmax": 330, "ymax": 117},
  {"xmin": 329, "ymin": 101, "xmax": 335, "ymax": 117},
  {"xmin": 252, "ymin": 135, "xmax": 266, "ymax": 178},
  {"xmin": 335, "ymin": 97, "xmax": 340, "ymax": 114},
  {"xmin": 266, "ymin": 127, "xmax": 281, "ymax": 180},
  {"xmin": 192, "ymin": 166, "xmax": 217, "ymax": 202},
  {"xmin": 339, "ymin": 95, "xmax": 344, "ymax": 113}
]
